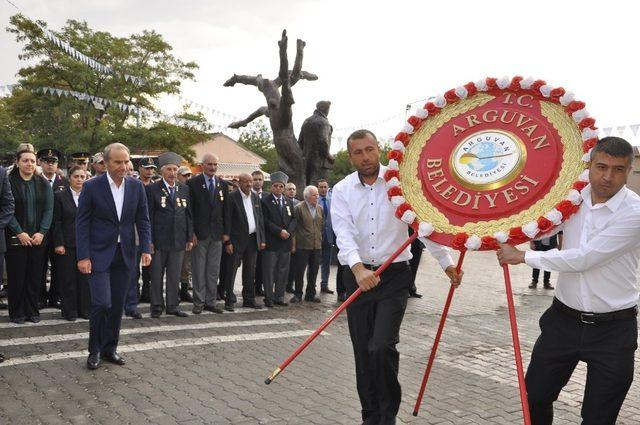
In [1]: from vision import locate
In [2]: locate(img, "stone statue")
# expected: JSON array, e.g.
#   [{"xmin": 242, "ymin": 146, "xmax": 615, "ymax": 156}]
[
  {"xmin": 298, "ymin": 101, "xmax": 334, "ymax": 184},
  {"xmin": 224, "ymin": 30, "xmax": 318, "ymax": 192}
]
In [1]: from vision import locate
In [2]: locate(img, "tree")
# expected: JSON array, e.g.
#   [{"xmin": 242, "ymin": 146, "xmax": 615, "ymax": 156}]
[
  {"xmin": 223, "ymin": 30, "xmax": 318, "ymax": 192},
  {"xmin": 237, "ymin": 120, "xmax": 278, "ymax": 173},
  {"xmin": 328, "ymin": 144, "xmax": 391, "ymax": 186},
  {"xmin": 2, "ymin": 14, "xmax": 206, "ymax": 159}
]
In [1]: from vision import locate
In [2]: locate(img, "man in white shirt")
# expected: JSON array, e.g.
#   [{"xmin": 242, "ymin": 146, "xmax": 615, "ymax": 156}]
[
  {"xmin": 332, "ymin": 130, "xmax": 463, "ymax": 425},
  {"xmin": 498, "ymin": 137, "xmax": 640, "ymax": 425}
]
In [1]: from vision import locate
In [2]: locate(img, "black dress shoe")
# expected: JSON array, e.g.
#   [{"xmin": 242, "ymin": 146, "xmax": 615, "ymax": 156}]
[
  {"xmin": 11, "ymin": 317, "xmax": 25, "ymax": 324},
  {"xmin": 150, "ymin": 311, "xmax": 162, "ymax": 318},
  {"xmin": 87, "ymin": 354, "xmax": 100, "ymax": 370},
  {"xmin": 28, "ymin": 316, "xmax": 40, "ymax": 323},
  {"xmin": 320, "ymin": 287, "xmax": 334, "ymax": 294},
  {"xmin": 224, "ymin": 304, "xmax": 235, "ymax": 312},
  {"xmin": 409, "ymin": 292, "xmax": 423, "ymax": 299},
  {"xmin": 274, "ymin": 300, "xmax": 288, "ymax": 307},
  {"xmin": 63, "ymin": 316, "xmax": 77, "ymax": 322},
  {"xmin": 126, "ymin": 311, "xmax": 143, "ymax": 319},
  {"xmin": 101, "ymin": 352, "xmax": 125, "ymax": 365},
  {"xmin": 203, "ymin": 304, "xmax": 224, "ymax": 314},
  {"xmin": 242, "ymin": 301, "xmax": 263, "ymax": 309},
  {"xmin": 529, "ymin": 281, "xmax": 538, "ymax": 289},
  {"xmin": 0, "ymin": 353, "xmax": 5, "ymax": 363},
  {"xmin": 192, "ymin": 306, "xmax": 203, "ymax": 314},
  {"xmin": 264, "ymin": 300, "xmax": 274, "ymax": 308},
  {"xmin": 304, "ymin": 296, "xmax": 321, "ymax": 303},
  {"xmin": 167, "ymin": 310, "xmax": 188, "ymax": 317},
  {"xmin": 289, "ymin": 296, "xmax": 302, "ymax": 304},
  {"xmin": 544, "ymin": 283, "xmax": 554, "ymax": 290}
]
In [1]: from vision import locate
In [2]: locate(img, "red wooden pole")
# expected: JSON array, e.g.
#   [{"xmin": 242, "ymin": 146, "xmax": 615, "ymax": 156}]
[
  {"xmin": 412, "ymin": 250, "xmax": 466, "ymax": 416},
  {"xmin": 265, "ymin": 232, "xmax": 419, "ymax": 384},
  {"xmin": 502, "ymin": 264, "xmax": 532, "ymax": 425}
]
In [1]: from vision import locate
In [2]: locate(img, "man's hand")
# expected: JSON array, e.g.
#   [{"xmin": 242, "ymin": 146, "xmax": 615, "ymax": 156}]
[
  {"xmin": 225, "ymin": 243, "xmax": 234, "ymax": 255},
  {"xmin": 31, "ymin": 232, "xmax": 44, "ymax": 246},
  {"xmin": 259, "ymin": 243, "xmax": 266, "ymax": 251},
  {"xmin": 445, "ymin": 266, "xmax": 464, "ymax": 288},
  {"xmin": 279, "ymin": 229, "xmax": 290, "ymax": 240},
  {"xmin": 497, "ymin": 243, "xmax": 526, "ymax": 265},
  {"xmin": 17, "ymin": 232, "xmax": 32, "ymax": 246},
  {"xmin": 352, "ymin": 263, "xmax": 380, "ymax": 292},
  {"xmin": 78, "ymin": 259, "xmax": 92, "ymax": 274},
  {"xmin": 141, "ymin": 253, "xmax": 152, "ymax": 267},
  {"xmin": 185, "ymin": 241, "xmax": 193, "ymax": 252},
  {"xmin": 191, "ymin": 235, "xmax": 198, "ymax": 247},
  {"xmin": 54, "ymin": 246, "xmax": 65, "ymax": 255},
  {"xmin": 223, "ymin": 234, "xmax": 230, "ymax": 243}
]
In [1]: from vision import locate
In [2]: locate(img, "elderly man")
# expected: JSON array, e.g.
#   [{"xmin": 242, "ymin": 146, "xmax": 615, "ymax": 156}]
[
  {"xmin": 77, "ymin": 143, "xmax": 151, "ymax": 370},
  {"xmin": 261, "ymin": 171, "xmax": 297, "ymax": 308},
  {"xmin": 290, "ymin": 185, "xmax": 323, "ymax": 304},
  {"xmin": 147, "ymin": 152, "xmax": 193, "ymax": 318},
  {"xmin": 285, "ymin": 182, "xmax": 300, "ymax": 293},
  {"xmin": 186, "ymin": 153, "xmax": 230, "ymax": 314},
  {"xmin": 223, "ymin": 173, "xmax": 265, "ymax": 311},
  {"xmin": 497, "ymin": 136, "xmax": 640, "ymax": 425}
]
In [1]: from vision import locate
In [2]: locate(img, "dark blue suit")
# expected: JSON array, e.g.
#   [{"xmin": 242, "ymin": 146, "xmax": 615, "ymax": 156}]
[{"xmin": 76, "ymin": 174, "xmax": 151, "ymax": 355}]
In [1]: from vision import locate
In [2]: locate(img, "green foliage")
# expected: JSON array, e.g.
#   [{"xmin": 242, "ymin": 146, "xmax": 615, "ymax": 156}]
[
  {"xmin": 237, "ymin": 120, "xmax": 278, "ymax": 173},
  {"xmin": 327, "ymin": 144, "xmax": 391, "ymax": 186},
  {"xmin": 1, "ymin": 14, "xmax": 204, "ymax": 158}
]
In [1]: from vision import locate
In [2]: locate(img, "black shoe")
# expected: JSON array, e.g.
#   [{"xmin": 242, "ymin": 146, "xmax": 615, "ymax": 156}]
[
  {"xmin": 126, "ymin": 311, "xmax": 143, "ymax": 319},
  {"xmin": 11, "ymin": 317, "xmax": 25, "ymax": 324},
  {"xmin": 529, "ymin": 281, "xmax": 538, "ymax": 289},
  {"xmin": 320, "ymin": 287, "xmax": 334, "ymax": 294},
  {"xmin": 79, "ymin": 314, "xmax": 90, "ymax": 320},
  {"xmin": 150, "ymin": 311, "xmax": 162, "ymax": 318},
  {"xmin": 337, "ymin": 293, "xmax": 346, "ymax": 302},
  {"xmin": 304, "ymin": 296, "xmax": 321, "ymax": 303},
  {"xmin": 224, "ymin": 304, "xmax": 235, "ymax": 312},
  {"xmin": 264, "ymin": 300, "xmax": 274, "ymax": 308},
  {"xmin": 544, "ymin": 283, "xmax": 554, "ymax": 290},
  {"xmin": 28, "ymin": 316, "xmax": 40, "ymax": 323},
  {"xmin": 63, "ymin": 316, "xmax": 77, "ymax": 322},
  {"xmin": 101, "ymin": 352, "xmax": 125, "ymax": 365},
  {"xmin": 274, "ymin": 300, "xmax": 288, "ymax": 307},
  {"xmin": 204, "ymin": 304, "xmax": 224, "ymax": 314},
  {"xmin": 242, "ymin": 301, "xmax": 263, "ymax": 309},
  {"xmin": 289, "ymin": 296, "xmax": 302, "ymax": 304},
  {"xmin": 255, "ymin": 289, "xmax": 265, "ymax": 296},
  {"xmin": 409, "ymin": 292, "xmax": 423, "ymax": 299},
  {"xmin": 192, "ymin": 306, "xmax": 203, "ymax": 314},
  {"xmin": 166, "ymin": 309, "xmax": 188, "ymax": 317},
  {"xmin": 285, "ymin": 287, "xmax": 295, "ymax": 294},
  {"xmin": 87, "ymin": 354, "xmax": 100, "ymax": 370},
  {"xmin": 0, "ymin": 353, "xmax": 5, "ymax": 363}
]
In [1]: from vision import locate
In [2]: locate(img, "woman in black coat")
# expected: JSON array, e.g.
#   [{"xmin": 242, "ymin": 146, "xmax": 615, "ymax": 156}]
[
  {"xmin": 53, "ymin": 165, "xmax": 90, "ymax": 321},
  {"xmin": 5, "ymin": 149, "xmax": 54, "ymax": 324}
]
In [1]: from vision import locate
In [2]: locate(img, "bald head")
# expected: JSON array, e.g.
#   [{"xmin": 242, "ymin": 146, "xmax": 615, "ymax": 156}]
[
  {"xmin": 201, "ymin": 153, "xmax": 219, "ymax": 177},
  {"xmin": 238, "ymin": 173, "xmax": 253, "ymax": 194}
]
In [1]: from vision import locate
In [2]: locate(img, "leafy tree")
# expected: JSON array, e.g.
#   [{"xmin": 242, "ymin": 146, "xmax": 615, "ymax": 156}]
[
  {"xmin": 237, "ymin": 120, "xmax": 278, "ymax": 173},
  {"xmin": 2, "ymin": 14, "xmax": 205, "ymax": 159},
  {"xmin": 327, "ymin": 144, "xmax": 391, "ymax": 186}
]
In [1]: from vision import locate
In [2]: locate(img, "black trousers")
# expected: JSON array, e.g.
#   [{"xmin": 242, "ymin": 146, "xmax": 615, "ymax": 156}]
[
  {"xmin": 344, "ymin": 262, "xmax": 411, "ymax": 425},
  {"xmin": 293, "ymin": 248, "xmax": 321, "ymax": 298},
  {"xmin": 335, "ymin": 247, "xmax": 345, "ymax": 295},
  {"xmin": 5, "ymin": 245, "xmax": 46, "ymax": 320},
  {"xmin": 526, "ymin": 303, "xmax": 637, "ymax": 425},
  {"xmin": 226, "ymin": 234, "xmax": 258, "ymax": 304},
  {"xmin": 40, "ymin": 241, "xmax": 60, "ymax": 303},
  {"xmin": 254, "ymin": 251, "xmax": 263, "ymax": 293},
  {"xmin": 408, "ymin": 238, "xmax": 423, "ymax": 294},
  {"xmin": 56, "ymin": 248, "xmax": 90, "ymax": 319}
]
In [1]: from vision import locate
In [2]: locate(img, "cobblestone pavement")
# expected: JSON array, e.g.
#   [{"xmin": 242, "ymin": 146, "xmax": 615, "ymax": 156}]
[{"xmin": 1, "ymin": 250, "xmax": 639, "ymax": 424}]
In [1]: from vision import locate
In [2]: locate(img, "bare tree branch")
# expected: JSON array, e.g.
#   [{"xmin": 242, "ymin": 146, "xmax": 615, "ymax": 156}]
[
  {"xmin": 223, "ymin": 74, "xmax": 264, "ymax": 88},
  {"xmin": 228, "ymin": 106, "xmax": 268, "ymax": 129}
]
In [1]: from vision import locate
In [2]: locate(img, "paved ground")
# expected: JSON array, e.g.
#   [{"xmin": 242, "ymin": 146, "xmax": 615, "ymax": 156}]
[{"xmin": 1, "ymin": 249, "xmax": 639, "ymax": 424}]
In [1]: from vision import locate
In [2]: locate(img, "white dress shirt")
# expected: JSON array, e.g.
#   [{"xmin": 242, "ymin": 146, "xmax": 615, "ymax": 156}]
[
  {"xmin": 71, "ymin": 189, "xmax": 80, "ymax": 207},
  {"xmin": 305, "ymin": 201, "xmax": 317, "ymax": 219},
  {"xmin": 331, "ymin": 164, "xmax": 454, "ymax": 271},
  {"xmin": 107, "ymin": 173, "xmax": 125, "ymax": 242},
  {"xmin": 241, "ymin": 190, "xmax": 257, "ymax": 235},
  {"xmin": 525, "ymin": 185, "xmax": 640, "ymax": 313}
]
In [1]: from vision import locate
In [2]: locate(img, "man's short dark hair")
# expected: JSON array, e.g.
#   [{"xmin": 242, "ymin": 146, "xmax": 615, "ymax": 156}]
[
  {"xmin": 251, "ymin": 170, "xmax": 264, "ymax": 177},
  {"xmin": 346, "ymin": 129, "xmax": 378, "ymax": 153},
  {"xmin": 316, "ymin": 178, "xmax": 328, "ymax": 185},
  {"xmin": 591, "ymin": 136, "xmax": 634, "ymax": 164}
]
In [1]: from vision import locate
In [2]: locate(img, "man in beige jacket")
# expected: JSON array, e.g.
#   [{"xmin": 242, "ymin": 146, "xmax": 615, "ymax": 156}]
[{"xmin": 290, "ymin": 185, "xmax": 323, "ymax": 303}]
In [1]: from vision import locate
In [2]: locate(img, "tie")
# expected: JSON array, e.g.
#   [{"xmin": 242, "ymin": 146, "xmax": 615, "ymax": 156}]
[
  {"xmin": 208, "ymin": 177, "xmax": 215, "ymax": 198},
  {"xmin": 278, "ymin": 197, "xmax": 284, "ymax": 212},
  {"xmin": 321, "ymin": 197, "xmax": 328, "ymax": 217},
  {"xmin": 169, "ymin": 186, "xmax": 175, "ymax": 200}
]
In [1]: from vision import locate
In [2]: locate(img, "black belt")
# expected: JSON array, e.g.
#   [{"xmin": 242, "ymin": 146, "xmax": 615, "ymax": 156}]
[
  {"xmin": 362, "ymin": 261, "xmax": 409, "ymax": 273},
  {"xmin": 552, "ymin": 298, "xmax": 638, "ymax": 325}
]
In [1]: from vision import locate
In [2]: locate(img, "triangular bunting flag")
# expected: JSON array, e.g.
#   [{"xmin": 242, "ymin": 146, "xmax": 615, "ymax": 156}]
[
  {"xmin": 617, "ymin": 126, "xmax": 626, "ymax": 136},
  {"xmin": 630, "ymin": 124, "xmax": 640, "ymax": 136},
  {"xmin": 603, "ymin": 127, "xmax": 613, "ymax": 136}
]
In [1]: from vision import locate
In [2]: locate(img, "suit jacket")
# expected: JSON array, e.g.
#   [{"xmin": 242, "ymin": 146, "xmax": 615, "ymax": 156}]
[
  {"xmin": 53, "ymin": 188, "xmax": 79, "ymax": 248},
  {"xmin": 261, "ymin": 193, "xmax": 297, "ymax": 252},
  {"xmin": 228, "ymin": 189, "xmax": 265, "ymax": 252},
  {"xmin": 76, "ymin": 174, "xmax": 152, "ymax": 272},
  {"xmin": 146, "ymin": 180, "xmax": 193, "ymax": 251},
  {"xmin": 186, "ymin": 173, "xmax": 230, "ymax": 241},
  {"xmin": 0, "ymin": 167, "xmax": 15, "ymax": 253},
  {"xmin": 44, "ymin": 174, "xmax": 69, "ymax": 193},
  {"xmin": 319, "ymin": 194, "xmax": 334, "ymax": 244},
  {"xmin": 294, "ymin": 202, "xmax": 323, "ymax": 251}
]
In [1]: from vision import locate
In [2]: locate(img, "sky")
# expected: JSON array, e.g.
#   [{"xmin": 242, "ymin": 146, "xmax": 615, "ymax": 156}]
[{"xmin": 2, "ymin": 0, "xmax": 640, "ymax": 150}]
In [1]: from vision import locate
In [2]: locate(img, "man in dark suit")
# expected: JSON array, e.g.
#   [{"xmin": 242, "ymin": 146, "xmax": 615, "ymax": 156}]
[
  {"xmin": 0, "ymin": 166, "xmax": 15, "ymax": 325},
  {"xmin": 76, "ymin": 143, "xmax": 152, "ymax": 370},
  {"xmin": 261, "ymin": 171, "xmax": 297, "ymax": 308},
  {"xmin": 251, "ymin": 170, "xmax": 266, "ymax": 296},
  {"xmin": 186, "ymin": 153, "xmax": 230, "ymax": 314},
  {"xmin": 37, "ymin": 148, "xmax": 69, "ymax": 309},
  {"xmin": 223, "ymin": 173, "xmax": 265, "ymax": 311},
  {"xmin": 317, "ymin": 179, "xmax": 335, "ymax": 295},
  {"xmin": 147, "ymin": 152, "xmax": 193, "ymax": 318}
]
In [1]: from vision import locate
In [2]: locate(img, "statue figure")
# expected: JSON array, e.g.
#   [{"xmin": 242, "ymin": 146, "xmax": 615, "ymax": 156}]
[{"xmin": 298, "ymin": 100, "xmax": 334, "ymax": 184}]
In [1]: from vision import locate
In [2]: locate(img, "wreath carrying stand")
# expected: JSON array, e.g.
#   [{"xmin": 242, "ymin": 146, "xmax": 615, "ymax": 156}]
[{"xmin": 266, "ymin": 76, "xmax": 596, "ymax": 425}]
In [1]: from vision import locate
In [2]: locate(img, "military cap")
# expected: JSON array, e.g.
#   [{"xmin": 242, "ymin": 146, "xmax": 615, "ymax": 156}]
[
  {"xmin": 70, "ymin": 152, "xmax": 91, "ymax": 162},
  {"xmin": 139, "ymin": 157, "xmax": 157, "ymax": 169},
  {"xmin": 36, "ymin": 148, "xmax": 62, "ymax": 161}
]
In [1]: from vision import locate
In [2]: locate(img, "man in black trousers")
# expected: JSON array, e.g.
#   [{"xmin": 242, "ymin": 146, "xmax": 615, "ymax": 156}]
[
  {"xmin": 498, "ymin": 137, "xmax": 640, "ymax": 424},
  {"xmin": 223, "ymin": 173, "xmax": 265, "ymax": 311},
  {"xmin": 0, "ymin": 165, "xmax": 15, "ymax": 362}
]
